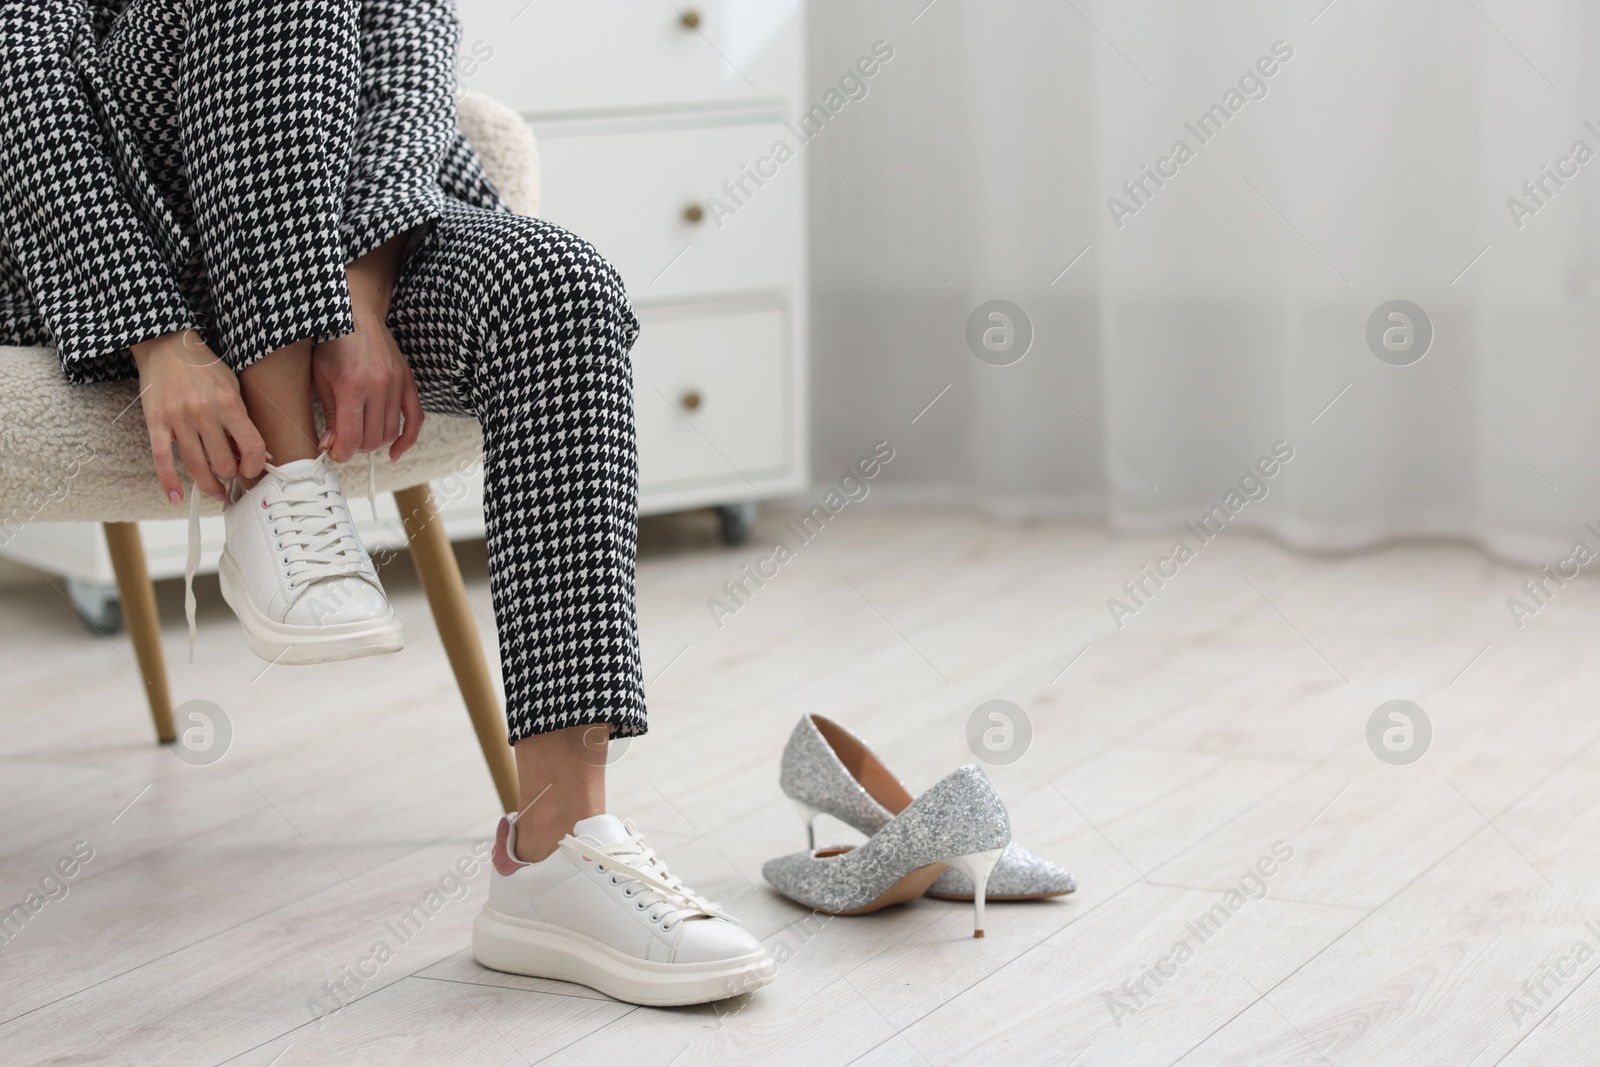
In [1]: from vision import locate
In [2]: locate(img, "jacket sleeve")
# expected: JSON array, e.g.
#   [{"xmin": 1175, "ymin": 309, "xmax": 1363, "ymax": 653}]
[
  {"xmin": 0, "ymin": 1, "xmax": 199, "ymax": 372},
  {"xmin": 341, "ymin": 0, "xmax": 459, "ymax": 262}
]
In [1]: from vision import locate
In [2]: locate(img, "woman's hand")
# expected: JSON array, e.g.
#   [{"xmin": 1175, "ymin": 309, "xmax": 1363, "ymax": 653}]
[
  {"xmin": 131, "ymin": 330, "xmax": 267, "ymax": 504},
  {"xmin": 312, "ymin": 235, "xmax": 423, "ymax": 463}
]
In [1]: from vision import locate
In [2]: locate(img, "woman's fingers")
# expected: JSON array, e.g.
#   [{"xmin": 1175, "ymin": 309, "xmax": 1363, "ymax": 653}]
[
  {"xmin": 332, "ymin": 391, "xmax": 365, "ymax": 463},
  {"xmin": 148, "ymin": 425, "xmax": 184, "ymax": 505},
  {"xmin": 174, "ymin": 428, "xmax": 227, "ymax": 502},
  {"xmin": 391, "ymin": 370, "xmax": 424, "ymax": 461},
  {"xmin": 380, "ymin": 331, "xmax": 406, "ymax": 448},
  {"xmin": 362, "ymin": 375, "xmax": 389, "ymax": 454},
  {"xmin": 383, "ymin": 368, "xmax": 404, "ymax": 447},
  {"xmin": 226, "ymin": 407, "xmax": 269, "ymax": 481},
  {"xmin": 313, "ymin": 343, "xmax": 367, "ymax": 462},
  {"xmin": 311, "ymin": 325, "xmax": 415, "ymax": 459},
  {"xmin": 197, "ymin": 417, "xmax": 238, "ymax": 486},
  {"xmin": 132, "ymin": 331, "xmax": 258, "ymax": 502},
  {"xmin": 311, "ymin": 370, "xmax": 338, "ymax": 455}
]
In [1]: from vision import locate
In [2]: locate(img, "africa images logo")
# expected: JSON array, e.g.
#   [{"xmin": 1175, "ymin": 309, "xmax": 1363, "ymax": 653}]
[
  {"xmin": 1106, "ymin": 40, "xmax": 1295, "ymax": 229},
  {"xmin": 704, "ymin": 41, "xmax": 895, "ymax": 228},
  {"xmin": 1106, "ymin": 442, "xmax": 1295, "ymax": 629}
]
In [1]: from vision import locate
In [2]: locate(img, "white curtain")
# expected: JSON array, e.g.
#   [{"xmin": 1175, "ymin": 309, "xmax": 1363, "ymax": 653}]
[{"xmin": 807, "ymin": 0, "xmax": 1600, "ymax": 564}]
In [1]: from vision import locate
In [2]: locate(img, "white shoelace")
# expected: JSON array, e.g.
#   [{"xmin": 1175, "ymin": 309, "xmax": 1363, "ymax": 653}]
[
  {"xmin": 184, "ymin": 486, "xmax": 201, "ymax": 663},
  {"xmin": 258, "ymin": 469, "xmax": 370, "ymax": 595},
  {"xmin": 182, "ymin": 456, "xmax": 372, "ymax": 661},
  {"xmin": 559, "ymin": 822, "xmax": 730, "ymax": 930}
]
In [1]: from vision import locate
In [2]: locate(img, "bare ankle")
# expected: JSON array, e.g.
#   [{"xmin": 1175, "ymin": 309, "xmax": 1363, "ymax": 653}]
[
  {"xmin": 511, "ymin": 727, "xmax": 611, "ymax": 863},
  {"xmin": 237, "ymin": 340, "xmax": 319, "ymax": 477},
  {"xmin": 512, "ymin": 813, "xmax": 589, "ymax": 864}
]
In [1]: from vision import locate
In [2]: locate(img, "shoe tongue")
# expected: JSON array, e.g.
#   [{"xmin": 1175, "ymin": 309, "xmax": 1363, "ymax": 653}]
[
  {"xmin": 572, "ymin": 814, "xmax": 630, "ymax": 845},
  {"xmin": 272, "ymin": 457, "xmax": 328, "ymax": 489}
]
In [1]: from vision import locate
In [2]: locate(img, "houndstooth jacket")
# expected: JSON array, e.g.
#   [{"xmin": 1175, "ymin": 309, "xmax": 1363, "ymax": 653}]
[{"xmin": 0, "ymin": 0, "xmax": 507, "ymax": 383}]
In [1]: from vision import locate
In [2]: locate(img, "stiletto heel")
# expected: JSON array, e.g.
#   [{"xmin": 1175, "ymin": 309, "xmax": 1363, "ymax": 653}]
[
  {"xmin": 791, "ymin": 798, "xmax": 820, "ymax": 849},
  {"xmin": 945, "ymin": 847, "xmax": 1004, "ymax": 937}
]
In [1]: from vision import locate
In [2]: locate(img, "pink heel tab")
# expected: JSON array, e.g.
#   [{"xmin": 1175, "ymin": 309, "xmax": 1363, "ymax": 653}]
[{"xmin": 493, "ymin": 814, "xmax": 526, "ymax": 875}]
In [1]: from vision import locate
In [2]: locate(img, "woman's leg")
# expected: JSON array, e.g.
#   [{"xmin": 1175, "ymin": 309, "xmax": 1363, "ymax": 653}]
[
  {"xmin": 100, "ymin": 0, "xmax": 360, "ymax": 444},
  {"xmin": 389, "ymin": 203, "xmax": 646, "ymax": 858},
  {"xmin": 99, "ymin": 1, "xmax": 402, "ymax": 660},
  {"xmin": 396, "ymin": 205, "xmax": 771, "ymax": 1006},
  {"xmin": 237, "ymin": 342, "xmax": 320, "ymax": 468},
  {"xmin": 513, "ymin": 726, "xmax": 609, "ymax": 861},
  {"xmin": 173, "ymin": 1, "xmax": 360, "ymax": 373},
  {"xmin": 177, "ymin": 2, "xmax": 360, "ymax": 470}
]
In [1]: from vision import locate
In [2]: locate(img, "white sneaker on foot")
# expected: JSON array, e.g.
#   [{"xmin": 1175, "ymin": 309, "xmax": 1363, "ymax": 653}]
[
  {"xmin": 217, "ymin": 455, "xmax": 403, "ymax": 665},
  {"xmin": 473, "ymin": 813, "xmax": 775, "ymax": 1006}
]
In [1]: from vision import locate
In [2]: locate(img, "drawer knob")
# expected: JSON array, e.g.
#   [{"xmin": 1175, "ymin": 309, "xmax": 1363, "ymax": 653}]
[
  {"xmin": 683, "ymin": 203, "xmax": 704, "ymax": 224},
  {"xmin": 680, "ymin": 8, "xmax": 702, "ymax": 29},
  {"xmin": 679, "ymin": 389, "xmax": 703, "ymax": 412}
]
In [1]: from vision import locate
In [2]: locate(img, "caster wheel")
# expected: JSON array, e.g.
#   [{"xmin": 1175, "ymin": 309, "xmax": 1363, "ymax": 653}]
[
  {"xmin": 67, "ymin": 578, "xmax": 123, "ymax": 635},
  {"xmin": 716, "ymin": 501, "xmax": 759, "ymax": 546}
]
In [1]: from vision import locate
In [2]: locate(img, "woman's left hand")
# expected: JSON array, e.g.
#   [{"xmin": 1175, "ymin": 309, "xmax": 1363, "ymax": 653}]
[{"xmin": 311, "ymin": 235, "xmax": 423, "ymax": 463}]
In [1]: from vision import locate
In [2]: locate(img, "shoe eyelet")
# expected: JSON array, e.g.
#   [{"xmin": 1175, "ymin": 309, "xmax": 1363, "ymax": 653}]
[{"xmin": 635, "ymin": 901, "xmax": 646, "ymax": 910}]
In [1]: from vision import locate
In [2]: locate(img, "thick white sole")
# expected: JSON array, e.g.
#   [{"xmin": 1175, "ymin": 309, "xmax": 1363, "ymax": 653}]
[
  {"xmin": 472, "ymin": 906, "xmax": 777, "ymax": 1007},
  {"xmin": 218, "ymin": 551, "xmax": 404, "ymax": 665}
]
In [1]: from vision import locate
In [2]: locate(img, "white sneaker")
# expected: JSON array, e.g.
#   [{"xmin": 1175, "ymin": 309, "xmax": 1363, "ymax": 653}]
[
  {"xmin": 217, "ymin": 455, "xmax": 403, "ymax": 665},
  {"xmin": 473, "ymin": 813, "xmax": 776, "ymax": 1006}
]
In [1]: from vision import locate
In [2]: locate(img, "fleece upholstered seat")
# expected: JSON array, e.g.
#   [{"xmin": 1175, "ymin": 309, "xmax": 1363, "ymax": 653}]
[{"xmin": 0, "ymin": 92, "xmax": 538, "ymax": 813}]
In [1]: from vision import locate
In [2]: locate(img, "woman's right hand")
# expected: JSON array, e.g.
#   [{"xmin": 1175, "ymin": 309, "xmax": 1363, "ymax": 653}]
[{"xmin": 130, "ymin": 330, "xmax": 267, "ymax": 504}]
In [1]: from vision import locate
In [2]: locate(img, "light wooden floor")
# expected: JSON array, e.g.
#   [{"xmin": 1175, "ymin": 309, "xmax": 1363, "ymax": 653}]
[{"xmin": 3, "ymin": 509, "xmax": 1599, "ymax": 1066}]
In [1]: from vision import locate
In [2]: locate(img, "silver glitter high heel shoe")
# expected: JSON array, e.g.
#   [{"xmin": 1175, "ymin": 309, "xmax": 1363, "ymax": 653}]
[
  {"xmin": 780, "ymin": 714, "xmax": 1075, "ymax": 902},
  {"xmin": 762, "ymin": 765, "xmax": 1010, "ymax": 937}
]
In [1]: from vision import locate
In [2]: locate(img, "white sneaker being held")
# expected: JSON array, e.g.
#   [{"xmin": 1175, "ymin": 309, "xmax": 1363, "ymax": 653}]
[
  {"xmin": 217, "ymin": 455, "xmax": 403, "ymax": 664},
  {"xmin": 474, "ymin": 813, "xmax": 776, "ymax": 1006}
]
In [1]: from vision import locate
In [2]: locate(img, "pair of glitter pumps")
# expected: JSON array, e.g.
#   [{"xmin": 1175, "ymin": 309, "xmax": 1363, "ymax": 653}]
[{"xmin": 761, "ymin": 715, "xmax": 1075, "ymax": 938}]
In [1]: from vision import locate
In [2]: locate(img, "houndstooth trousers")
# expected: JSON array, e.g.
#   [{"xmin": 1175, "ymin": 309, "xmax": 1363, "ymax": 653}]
[{"xmin": 0, "ymin": 1, "xmax": 647, "ymax": 742}]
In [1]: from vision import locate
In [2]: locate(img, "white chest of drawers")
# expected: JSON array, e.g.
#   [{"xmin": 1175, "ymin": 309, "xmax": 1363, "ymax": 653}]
[
  {"xmin": 459, "ymin": 0, "xmax": 809, "ymax": 525},
  {"xmin": 1, "ymin": 0, "xmax": 809, "ymax": 623}
]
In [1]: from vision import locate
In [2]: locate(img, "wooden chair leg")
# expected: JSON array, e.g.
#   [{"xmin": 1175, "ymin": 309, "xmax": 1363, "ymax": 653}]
[
  {"xmin": 394, "ymin": 484, "xmax": 519, "ymax": 814},
  {"xmin": 102, "ymin": 522, "xmax": 175, "ymax": 743}
]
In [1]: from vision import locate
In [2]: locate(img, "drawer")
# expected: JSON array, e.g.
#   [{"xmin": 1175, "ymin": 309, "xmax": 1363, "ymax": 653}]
[
  {"xmin": 456, "ymin": 0, "xmax": 801, "ymax": 116},
  {"xmin": 632, "ymin": 303, "xmax": 793, "ymax": 493},
  {"xmin": 535, "ymin": 121, "xmax": 803, "ymax": 302}
]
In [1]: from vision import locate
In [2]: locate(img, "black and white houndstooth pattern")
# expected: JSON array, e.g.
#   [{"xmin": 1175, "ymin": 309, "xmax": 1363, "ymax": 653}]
[
  {"xmin": 0, "ymin": 0, "xmax": 647, "ymax": 741},
  {"xmin": 394, "ymin": 201, "xmax": 646, "ymax": 742},
  {"xmin": 0, "ymin": 1, "xmax": 199, "ymax": 375},
  {"xmin": 0, "ymin": 0, "xmax": 506, "ymax": 381}
]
